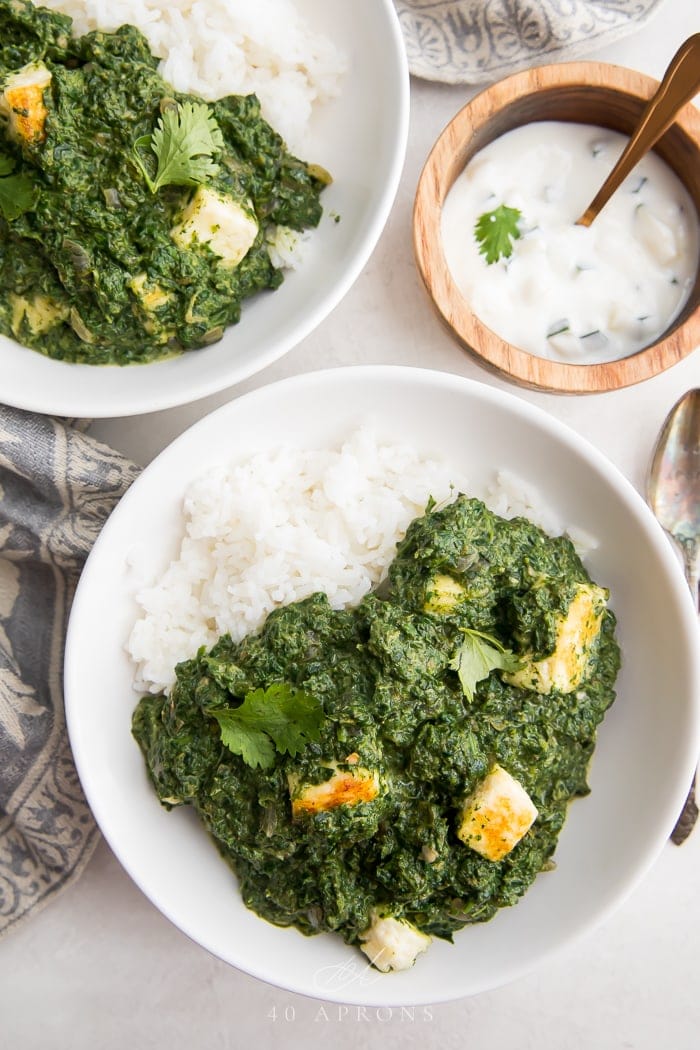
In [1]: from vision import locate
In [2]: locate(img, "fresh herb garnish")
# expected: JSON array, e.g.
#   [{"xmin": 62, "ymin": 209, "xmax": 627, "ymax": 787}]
[
  {"xmin": 133, "ymin": 100, "xmax": 224, "ymax": 194},
  {"xmin": 450, "ymin": 628, "xmax": 520, "ymax": 702},
  {"xmin": 474, "ymin": 204, "xmax": 523, "ymax": 264},
  {"xmin": 208, "ymin": 683, "xmax": 324, "ymax": 770},
  {"xmin": 0, "ymin": 154, "xmax": 37, "ymax": 221}
]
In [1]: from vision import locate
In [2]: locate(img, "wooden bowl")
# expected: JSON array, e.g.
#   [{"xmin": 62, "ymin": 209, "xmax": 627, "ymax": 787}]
[{"xmin": 413, "ymin": 62, "xmax": 700, "ymax": 393}]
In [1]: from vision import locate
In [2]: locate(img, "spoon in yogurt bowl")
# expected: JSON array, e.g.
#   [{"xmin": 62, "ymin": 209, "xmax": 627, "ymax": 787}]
[
  {"xmin": 646, "ymin": 388, "xmax": 699, "ymax": 844},
  {"xmin": 577, "ymin": 33, "xmax": 700, "ymax": 227}
]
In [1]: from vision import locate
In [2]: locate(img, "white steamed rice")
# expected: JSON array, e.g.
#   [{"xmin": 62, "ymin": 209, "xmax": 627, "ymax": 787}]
[
  {"xmin": 41, "ymin": 0, "xmax": 346, "ymax": 151},
  {"xmin": 127, "ymin": 428, "xmax": 467, "ymax": 693},
  {"xmin": 127, "ymin": 427, "xmax": 596, "ymax": 695}
]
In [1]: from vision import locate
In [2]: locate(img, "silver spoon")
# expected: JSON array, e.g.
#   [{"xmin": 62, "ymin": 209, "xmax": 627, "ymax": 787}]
[
  {"xmin": 646, "ymin": 388, "xmax": 700, "ymax": 844},
  {"xmin": 647, "ymin": 388, "xmax": 700, "ymax": 611}
]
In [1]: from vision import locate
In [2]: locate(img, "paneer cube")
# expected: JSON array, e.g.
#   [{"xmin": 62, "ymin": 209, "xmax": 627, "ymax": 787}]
[
  {"xmin": 504, "ymin": 583, "xmax": 607, "ymax": 694},
  {"xmin": 170, "ymin": 186, "xmax": 258, "ymax": 267},
  {"xmin": 9, "ymin": 293, "xmax": 68, "ymax": 336},
  {"xmin": 423, "ymin": 573, "xmax": 467, "ymax": 615},
  {"xmin": 0, "ymin": 62, "xmax": 52, "ymax": 143},
  {"xmin": 359, "ymin": 911, "xmax": 431, "ymax": 972},
  {"xmin": 128, "ymin": 272, "xmax": 172, "ymax": 312},
  {"xmin": 288, "ymin": 763, "xmax": 380, "ymax": 818},
  {"xmin": 457, "ymin": 763, "xmax": 538, "ymax": 861}
]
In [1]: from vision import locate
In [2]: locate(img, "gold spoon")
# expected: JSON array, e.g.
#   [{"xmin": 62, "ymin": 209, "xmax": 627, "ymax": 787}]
[
  {"xmin": 577, "ymin": 33, "xmax": 700, "ymax": 227},
  {"xmin": 646, "ymin": 388, "xmax": 700, "ymax": 844}
]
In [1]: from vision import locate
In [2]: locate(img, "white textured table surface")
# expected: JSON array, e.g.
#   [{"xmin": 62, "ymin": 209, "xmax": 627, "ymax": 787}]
[{"xmin": 3, "ymin": 3, "xmax": 700, "ymax": 1046}]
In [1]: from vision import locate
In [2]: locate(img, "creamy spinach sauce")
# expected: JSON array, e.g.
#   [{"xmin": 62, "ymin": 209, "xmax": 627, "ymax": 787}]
[
  {"xmin": 0, "ymin": 0, "xmax": 328, "ymax": 364},
  {"xmin": 133, "ymin": 496, "xmax": 620, "ymax": 958}
]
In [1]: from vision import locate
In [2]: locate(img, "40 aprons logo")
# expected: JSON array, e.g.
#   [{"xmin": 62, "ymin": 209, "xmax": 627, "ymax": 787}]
[
  {"xmin": 312, "ymin": 953, "xmax": 385, "ymax": 994},
  {"xmin": 265, "ymin": 955, "xmax": 434, "ymax": 1023},
  {"xmin": 267, "ymin": 1003, "xmax": 434, "ymax": 1023}
]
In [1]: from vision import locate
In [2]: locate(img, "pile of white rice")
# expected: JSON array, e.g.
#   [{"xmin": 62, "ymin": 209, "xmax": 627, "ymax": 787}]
[
  {"xmin": 127, "ymin": 427, "xmax": 596, "ymax": 696},
  {"xmin": 43, "ymin": 0, "xmax": 346, "ymax": 151},
  {"xmin": 127, "ymin": 428, "xmax": 467, "ymax": 693}
]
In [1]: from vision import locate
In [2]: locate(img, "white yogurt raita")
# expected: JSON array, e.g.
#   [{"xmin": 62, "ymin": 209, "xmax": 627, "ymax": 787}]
[{"xmin": 441, "ymin": 121, "xmax": 699, "ymax": 363}]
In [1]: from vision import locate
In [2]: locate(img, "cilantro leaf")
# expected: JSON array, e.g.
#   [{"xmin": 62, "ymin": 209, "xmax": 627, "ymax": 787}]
[
  {"xmin": 133, "ymin": 100, "xmax": 224, "ymax": 194},
  {"xmin": 450, "ymin": 628, "xmax": 520, "ymax": 701},
  {"xmin": 208, "ymin": 683, "xmax": 324, "ymax": 770},
  {"xmin": 0, "ymin": 154, "xmax": 37, "ymax": 221},
  {"xmin": 213, "ymin": 714, "xmax": 277, "ymax": 770},
  {"xmin": 474, "ymin": 204, "xmax": 523, "ymax": 264}
]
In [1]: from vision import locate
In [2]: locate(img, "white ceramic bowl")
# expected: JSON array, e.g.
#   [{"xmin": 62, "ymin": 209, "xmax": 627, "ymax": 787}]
[
  {"xmin": 64, "ymin": 366, "xmax": 700, "ymax": 1005},
  {"xmin": 1, "ymin": 0, "xmax": 408, "ymax": 418}
]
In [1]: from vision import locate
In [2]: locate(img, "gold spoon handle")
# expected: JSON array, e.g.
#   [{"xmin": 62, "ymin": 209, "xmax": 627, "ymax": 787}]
[{"xmin": 577, "ymin": 33, "xmax": 700, "ymax": 227}]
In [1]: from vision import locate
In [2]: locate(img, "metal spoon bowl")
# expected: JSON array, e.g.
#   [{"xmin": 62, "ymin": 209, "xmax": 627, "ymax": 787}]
[{"xmin": 647, "ymin": 388, "xmax": 700, "ymax": 612}]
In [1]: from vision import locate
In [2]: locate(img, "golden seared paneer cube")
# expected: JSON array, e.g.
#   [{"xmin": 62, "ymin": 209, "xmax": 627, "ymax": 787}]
[
  {"xmin": 288, "ymin": 762, "xmax": 380, "ymax": 818},
  {"xmin": 0, "ymin": 62, "xmax": 52, "ymax": 143},
  {"xmin": 423, "ymin": 573, "xmax": 467, "ymax": 615},
  {"xmin": 359, "ymin": 911, "xmax": 431, "ymax": 972},
  {"xmin": 170, "ymin": 186, "xmax": 258, "ymax": 267},
  {"xmin": 504, "ymin": 583, "xmax": 607, "ymax": 694},
  {"xmin": 457, "ymin": 763, "xmax": 538, "ymax": 862}
]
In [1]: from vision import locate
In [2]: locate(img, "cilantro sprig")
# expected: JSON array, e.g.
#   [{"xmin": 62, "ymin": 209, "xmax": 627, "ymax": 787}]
[
  {"xmin": 0, "ymin": 154, "xmax": 37, "ymax": 221},
  {"xmin": 208, "ymin": 683, "xmax": 324, "ymax": 770},
  {"xmin": 474, "ymin": 204, "xmax": 523, "ymax": 264},
  {"xmin": 450, "ymin": 628, "xmax": 520, "ymax": 702},
  {"xmin": 133, "ymin": 100, "xmax": 224, "ymax": 194}
]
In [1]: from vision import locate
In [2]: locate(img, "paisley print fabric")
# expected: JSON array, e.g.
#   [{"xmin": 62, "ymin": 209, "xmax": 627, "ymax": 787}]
[
  {"xmin": 0, "ymin": 406, "xmax": 139, "ymax": 937},
  {"xmin": 395, "ymin": 0, "xmax": 667, "ymax": 83}
]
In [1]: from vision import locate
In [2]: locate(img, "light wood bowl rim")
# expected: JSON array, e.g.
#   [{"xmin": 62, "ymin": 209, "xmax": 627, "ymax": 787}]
[{"xmin": 413, "ymin": 61, "xmax": 700, "ymax": 394}]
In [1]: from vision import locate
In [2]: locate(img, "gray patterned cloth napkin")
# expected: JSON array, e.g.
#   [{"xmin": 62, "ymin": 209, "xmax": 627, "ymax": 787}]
[
  {"xmin": 395, "ymin": 0, "xmax": 667, "ymax": 83},
  {"xmin": 0, "ymin": 405, "xmax": 139, "ymax": 939}
]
